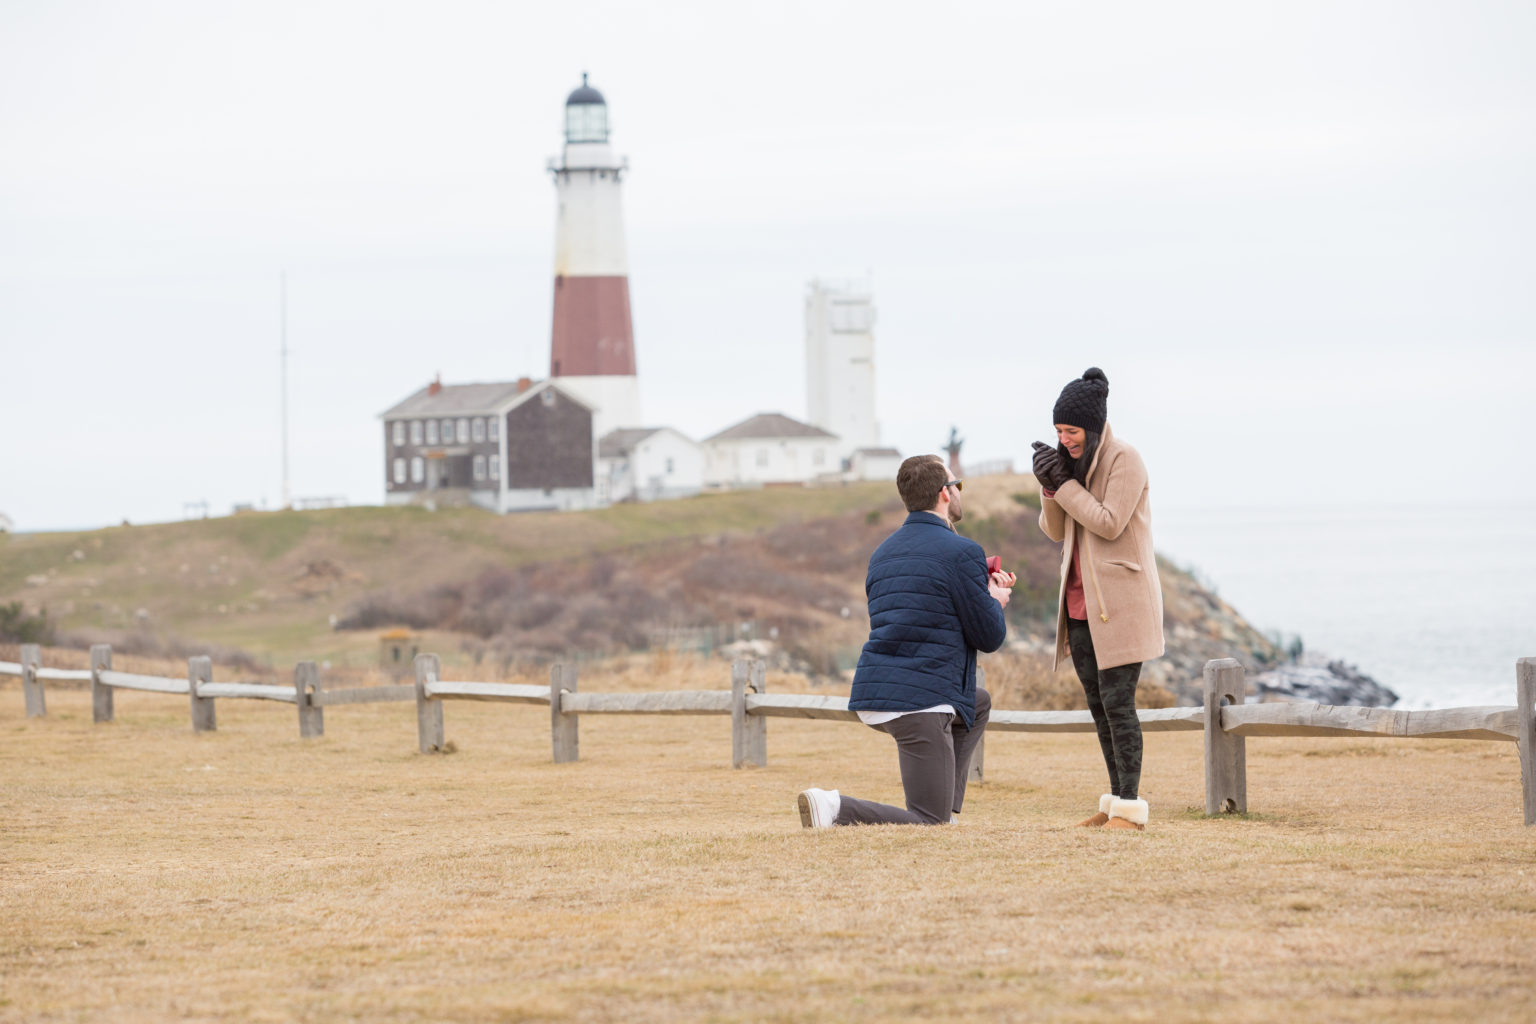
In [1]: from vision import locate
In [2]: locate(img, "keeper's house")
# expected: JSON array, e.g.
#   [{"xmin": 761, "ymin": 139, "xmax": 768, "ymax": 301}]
[
  {"xmin": 380, "ymin": 377, "xmax": 598, "ymax": 513},
  {"xmin": 701, "ymin": 412, "xmax": 841, "ymax": 489}
]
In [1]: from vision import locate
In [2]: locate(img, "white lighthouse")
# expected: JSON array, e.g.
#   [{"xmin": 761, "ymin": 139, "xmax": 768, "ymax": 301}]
[
  {"xmin": 805, "ymin": 278, "xmax": 879, "ymax": 457},
  {"xmin": 548, "ymin": 74, "xmax": 640, "ymax": 441}
]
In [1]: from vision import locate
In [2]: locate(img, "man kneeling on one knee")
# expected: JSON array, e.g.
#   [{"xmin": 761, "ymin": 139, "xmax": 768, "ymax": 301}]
[{"xmin": 799, "ymin": 455, "xmax": 1013, "ymax": 828}]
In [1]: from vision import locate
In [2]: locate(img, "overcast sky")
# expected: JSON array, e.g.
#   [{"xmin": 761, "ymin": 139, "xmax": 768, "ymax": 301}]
[{"xmin": 2, "ymin": 0, "xmax": 1533, "ymax": 532}]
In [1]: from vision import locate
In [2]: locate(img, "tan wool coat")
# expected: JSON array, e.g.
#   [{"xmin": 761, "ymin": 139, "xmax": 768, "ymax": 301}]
[{"xmin": 1038, "ymin": 423, "xmax": 1165, "ymax": 671}]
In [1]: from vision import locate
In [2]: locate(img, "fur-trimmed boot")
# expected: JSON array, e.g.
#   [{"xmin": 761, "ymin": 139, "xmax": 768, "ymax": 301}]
[
  {"xmin": 1077, "ymin": 793, "xmax": 1113, "ymax": 828},
  {"xmin": 1104, "ymin": 797, "xmax": 1148, "ymax": 832}
]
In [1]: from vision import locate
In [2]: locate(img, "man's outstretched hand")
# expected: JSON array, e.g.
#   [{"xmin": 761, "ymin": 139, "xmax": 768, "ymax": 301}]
[{"xmin": 988, "ymin": 571, "xmax": 1015, "ymax": 607}]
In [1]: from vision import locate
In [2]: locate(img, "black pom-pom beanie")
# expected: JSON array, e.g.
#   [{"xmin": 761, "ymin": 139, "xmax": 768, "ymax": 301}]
[{"xmin": 1053, "ymin": 367, "xmax": 1109, "ymax": 433}]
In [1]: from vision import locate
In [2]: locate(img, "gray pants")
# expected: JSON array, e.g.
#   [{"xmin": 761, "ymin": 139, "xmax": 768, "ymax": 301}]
[{"xmin": 835, "ymin": 688, "xmax": 991, "ymax": 826}]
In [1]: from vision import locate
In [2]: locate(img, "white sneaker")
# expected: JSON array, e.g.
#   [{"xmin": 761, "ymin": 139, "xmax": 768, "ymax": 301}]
[
  {"xmin": 949, "ymin": 813, "xmax": 959, "ymax": 824},
  {"xmin": 797, "ymin": 788, "xmax": 840, "ymax": 828}
]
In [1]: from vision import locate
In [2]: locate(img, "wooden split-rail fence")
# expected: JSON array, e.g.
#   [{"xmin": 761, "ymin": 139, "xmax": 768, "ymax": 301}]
[{"xmin": 4, "ymin": 644, "xmax": 1534, "ymax": 825}]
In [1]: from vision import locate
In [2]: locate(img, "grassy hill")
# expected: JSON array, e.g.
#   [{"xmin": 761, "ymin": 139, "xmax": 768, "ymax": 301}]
[{"xmin": 0, "ymin": 475, "xmax": 1281, "ymax": 699}]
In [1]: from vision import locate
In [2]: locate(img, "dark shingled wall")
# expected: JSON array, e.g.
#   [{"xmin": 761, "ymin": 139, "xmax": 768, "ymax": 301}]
[{"xmin": 506, "ymin": 390, "xmax": 593, "ymax": 489}]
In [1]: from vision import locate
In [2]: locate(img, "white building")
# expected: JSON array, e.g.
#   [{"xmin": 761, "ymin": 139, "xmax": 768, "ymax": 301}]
[
  {"xmin": 702, "ymin": 413, "xmax": 840, "ymax": 489},
  {"xmin": 598, "ymin": 428, "xmax": 705, "ymax": 503},
  {"xmin": 0, "ymin": 512, "xmax": 13, "ymax": 533},
  {"xmin": 805, "ymin": 279, "xmax": 879, "ymax": 459},
  {"xmin": 847, "ymin": 447, "xmax": 903, "ymax": 482}
]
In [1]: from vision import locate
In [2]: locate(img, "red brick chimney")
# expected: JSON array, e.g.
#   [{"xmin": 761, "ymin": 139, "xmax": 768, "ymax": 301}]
[
  {"xmin": 516, "ymin": 377, "xmax": 532, "ymax": 393},
  {"xmin": 428, "ymin": 373, "xmax": 442, "ymax": 396}
]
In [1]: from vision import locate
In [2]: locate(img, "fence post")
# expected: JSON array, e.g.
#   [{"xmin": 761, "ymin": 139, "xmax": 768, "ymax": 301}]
[
  {"xmin": 969, "ymin": 664, "xmax": 986, "ymax": 784},
  {"xmin": 90, "ymin": 644, "xmax": 113, "ymax": 723},
  {"xmin": 19, "ymin": 643, "xmax": 44, "ymax": 718},
  {"xmin": 414, "ymin": 653, "xmax": 443, "ymax": 754},
  {"xmin": 731, "ymin": 658, "xmax": 767, "ymax": 768},
  {"xmin": 1518, "ymin": 658, "xmax": 1535, "ymax": 827},
  {"xmin": 551, "ymin": 662, "xmax": 578, "ymax": 763},
  {"xmin": 1203, "ymin": 658, "xmax": 1246, "ymax": 815},
  {"xmin": 295, "ymin": 661, "xmax": 323, "ymax": 739},
  {"xmin": 187, "ymin": 656, "xmax": 215, "ymax": 733}
]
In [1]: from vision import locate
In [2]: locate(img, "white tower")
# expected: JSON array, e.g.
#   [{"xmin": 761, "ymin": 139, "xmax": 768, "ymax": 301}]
[
  {"xmin": 548, "ymin": 74, "xmax": 641, "ymax": 440},
  {"xmin": 805, "ymin": 279, "xmax": 878, "ymax": 456}
]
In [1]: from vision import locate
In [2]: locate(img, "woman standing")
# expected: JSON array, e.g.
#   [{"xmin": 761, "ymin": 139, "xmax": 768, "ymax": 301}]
[{"xmin": 1032, "ymin": 368, "xmax": 1164, "ymax": 832}]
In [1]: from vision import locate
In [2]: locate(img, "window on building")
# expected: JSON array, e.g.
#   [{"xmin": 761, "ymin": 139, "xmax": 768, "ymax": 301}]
[
  {"xmin": 472, "ymin": 418, "xmax": 485, "ymax": 443},
  {"xmin": 488, "ymin": 417, "xmax": 499, "ymax": 441},
  {"xmin": 457, "ymin": 418, "xmax": 470, "ymax": 443},
  {"xmin": 407, "ymin": 420, "xmax": 420, "ymax": 445},
  {"xmin": 442, "ymin": 419, "xmax": 453, "ymax": 443},
  {"xmin": 489, "ymin": 456, "xmax": 500, "ymax": 481},
  {"xmin": 392, "ymin": 421, "xmax": 404, "ymax": 446},
  {"xmin": 665, "ymin": 457, "xmax": 674, "ymax": 475},
  {"xmin": 473, "ymin": 455, "xmax": 486, "ymax": 481},
  {"xmin": 410, "ymin": 456, "xmax": 424, "ymax": 483},
  {"xmin": 426, "ymin": 420, "xmax": 439, "ymax": 445},
  {"xmin": 540, "ymin": 390, "xmax": 556, "ymax": 407},
  {"xmin": 813, "ymin": 448, "xmax": 825, "ymax": 466},
  {"xmin": 393, "ymin": 458, "xmax": 406, "ymax": 484},
  {"xmin": 756, "ymin": 448, "xmax": 769, "ymax": 467}
]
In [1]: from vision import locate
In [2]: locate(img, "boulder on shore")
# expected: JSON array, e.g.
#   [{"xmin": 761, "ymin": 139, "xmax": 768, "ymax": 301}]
[{"xmin": 1248, "ymin": 652, "xmax": 1399, "ymax": 707}]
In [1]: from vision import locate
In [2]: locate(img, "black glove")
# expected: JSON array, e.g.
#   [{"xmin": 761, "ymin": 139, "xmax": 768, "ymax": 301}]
[{"xmin": 1031, "ymin": 441, "xmax": 1072, "ymax": 491}]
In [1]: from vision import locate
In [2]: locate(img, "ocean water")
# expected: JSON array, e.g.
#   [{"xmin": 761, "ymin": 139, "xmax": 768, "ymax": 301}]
[{"xmin": 1153, "ymin": 502, "xmax": 1536, "ymax": 709}]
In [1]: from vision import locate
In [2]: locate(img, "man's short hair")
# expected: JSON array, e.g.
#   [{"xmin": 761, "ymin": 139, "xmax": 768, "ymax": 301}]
[{"xmin": 896, "ymin": 455, "xmax": 949, "ymax": 512}]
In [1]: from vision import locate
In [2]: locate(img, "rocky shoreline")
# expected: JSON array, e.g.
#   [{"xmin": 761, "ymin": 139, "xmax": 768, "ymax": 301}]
[
  {"xmin": 1247, "ymin": 651, "xmax": 1399, "ymax": 707},
  {"xmin": 1123, "ymin": 556, "xmax": 1400, "ymax": 707}
]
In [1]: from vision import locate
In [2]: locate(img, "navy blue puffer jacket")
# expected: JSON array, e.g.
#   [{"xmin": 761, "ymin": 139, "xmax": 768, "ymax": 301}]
[{"xmin": 848, "ymin": 512, "xmax": 1008, "ymax": 728}]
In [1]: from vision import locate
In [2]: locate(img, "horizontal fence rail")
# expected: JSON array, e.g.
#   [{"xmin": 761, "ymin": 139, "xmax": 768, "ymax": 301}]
[
  {"xmin": 1220, "ymin": 702, "xmax": 1518, "ymax": 741},
  {"xmin": 196, "ymin": 682, "xmax": 296, "ymax": 703},
  {"xmin": 986, "ymin": 706, "xmax": 1205, "ymax": 733},
  {"xmin": 745, "ymin": 693, "xmax": 860, "ymax": 721},
  {"xmin": 5, "ymin": 645, "xmax": 1533, "ymax": 825},
  {"xmin": 37, "ymin": 667, "xmax": 94, "ymax": 682},
  {"xmin": 562, "ymin": 690, "xmax": 734, "ymax": 715},
  {"xmin": 422, "ymin": 681, "xmax": 550, "ymax": 704},
  {"xmin": 97, "ymin": 670, "xmax": 189, "ymax": 695},
  {"xmin": 313, "ymin": 684, "xmax": 416, "ymax": 707}
]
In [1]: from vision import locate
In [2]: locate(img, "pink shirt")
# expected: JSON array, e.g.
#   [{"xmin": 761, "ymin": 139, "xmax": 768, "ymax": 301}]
[
  {"xmin": 1066, "ymin": 543, "xmax": 1088, "ymax": 620},
  {"xmin": 1044, "ymin": 489, "xmax": 1088, "ymax": 620}
]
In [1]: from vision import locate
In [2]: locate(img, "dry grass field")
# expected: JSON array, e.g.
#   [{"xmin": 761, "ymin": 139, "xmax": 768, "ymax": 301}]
[{"xmin": 3, "ymin": 677, "xmax": 1535, "ymax": 1023}]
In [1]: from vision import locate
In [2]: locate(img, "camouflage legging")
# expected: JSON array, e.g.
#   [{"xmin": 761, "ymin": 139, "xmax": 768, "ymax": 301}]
[{"xmin": 1066, "ymin": 618, "xmax": 1142, "ymax": 800}]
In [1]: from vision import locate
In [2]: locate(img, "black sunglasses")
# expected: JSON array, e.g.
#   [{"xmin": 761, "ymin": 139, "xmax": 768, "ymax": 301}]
[{"xmin": 945, "ymin": 479, "xmax": 963, "ymax": 491}]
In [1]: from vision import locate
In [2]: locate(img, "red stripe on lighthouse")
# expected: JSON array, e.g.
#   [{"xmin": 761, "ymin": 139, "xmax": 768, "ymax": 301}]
[{"xmin": 549, "ymin": 275, "xmax": 635, "ymax": 377}]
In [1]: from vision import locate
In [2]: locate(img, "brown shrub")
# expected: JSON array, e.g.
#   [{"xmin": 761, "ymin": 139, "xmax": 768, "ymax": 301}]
[{"xmin": 335, "ymin": 585, "xmax": 464, "ymax": 632}]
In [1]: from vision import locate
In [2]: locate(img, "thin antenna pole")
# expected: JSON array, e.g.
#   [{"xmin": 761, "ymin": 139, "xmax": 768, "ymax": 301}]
[{"xmin": 281, "ymin": 271, "xmax": 290, "ymax": 510}]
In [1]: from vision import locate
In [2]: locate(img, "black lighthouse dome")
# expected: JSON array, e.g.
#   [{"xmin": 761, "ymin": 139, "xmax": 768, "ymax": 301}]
[{"xmin": 566, "ymin": 72, "xmax": 605, "ymax": 106}]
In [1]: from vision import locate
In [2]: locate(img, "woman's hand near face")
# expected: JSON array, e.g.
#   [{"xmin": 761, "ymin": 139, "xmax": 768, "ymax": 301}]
[
  {"xmin": 1031, "ymin": 443, "xmax": 1058, "ymax": 487},
  {"xmin": 1032, "ymin": 443, "xmax": 1071, "ymax": 491}
]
